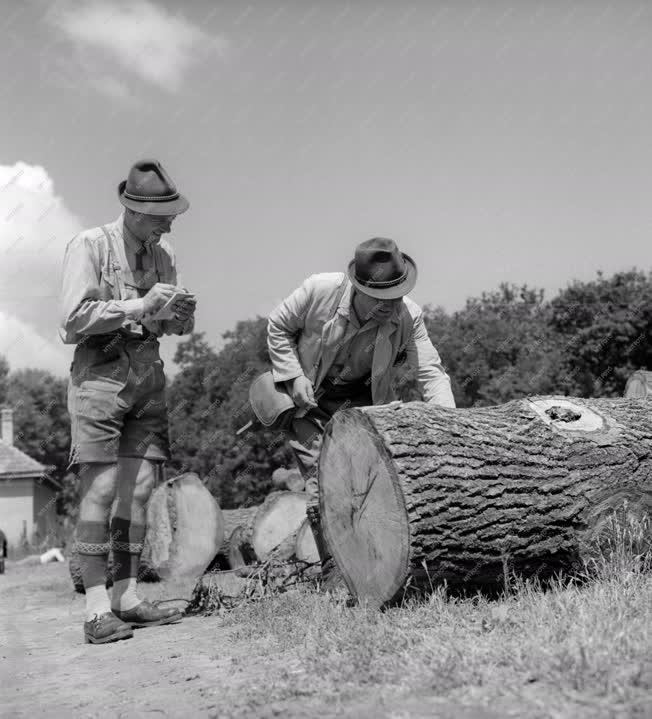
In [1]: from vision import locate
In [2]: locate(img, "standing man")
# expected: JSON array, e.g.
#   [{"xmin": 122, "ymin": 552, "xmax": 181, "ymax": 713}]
[
  {"xmin": 266, "ymin": 238, "xmax": 456, "ymax": 587},
  {"xmin": 60, "ymin": 159, "xmax": 197, "ymax": 644}
]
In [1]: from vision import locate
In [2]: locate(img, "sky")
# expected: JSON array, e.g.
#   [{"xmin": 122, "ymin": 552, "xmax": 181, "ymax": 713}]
[{"xmin": 1, "ymin": 0, "xmax": 651, "ymax": 377}]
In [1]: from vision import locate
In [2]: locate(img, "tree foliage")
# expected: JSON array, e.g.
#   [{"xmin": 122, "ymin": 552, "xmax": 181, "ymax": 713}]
[
  {"xmin": 4, "ymin": 367, "xmax": 70, "ymax": 475},
  {"xmin": 425, "ymin": 284, "xmax": 564, "ymax": 407},
  {"xmin": 548, "ymin": 270, "xmax": 652, "ymax": 397}
]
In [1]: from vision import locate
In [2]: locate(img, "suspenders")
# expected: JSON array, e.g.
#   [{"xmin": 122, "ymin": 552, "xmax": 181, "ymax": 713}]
[
  {"xmin": 100, "ymin": 224, "xmax": 163, "ymax": 338},
  {"xmin": 100, "ymin": 225, "xmax": 128, "ymax": 302},
  {"xmin": 100, "ymin": 224, "xmax": 161, "ymax": 301}
]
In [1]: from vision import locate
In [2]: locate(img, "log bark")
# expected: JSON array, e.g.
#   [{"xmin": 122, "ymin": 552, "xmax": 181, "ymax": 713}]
[{"xmin": 319, "ymin": 396, "xmax": 652, "ymax": 608}]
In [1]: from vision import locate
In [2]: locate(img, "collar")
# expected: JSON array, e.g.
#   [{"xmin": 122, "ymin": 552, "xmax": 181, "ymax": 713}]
[
  {"xmin": 117, "ymin": 212, "xmax": 149, "ymax": 254},
  {"xmin": 342, "ymin": 284, "xmax": 401, "ymax": 327}
]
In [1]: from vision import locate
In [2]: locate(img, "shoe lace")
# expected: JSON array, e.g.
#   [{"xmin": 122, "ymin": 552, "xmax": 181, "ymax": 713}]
[{"xmin": 89, "ymin": 613, "xmax": 107, "ymax": 628}]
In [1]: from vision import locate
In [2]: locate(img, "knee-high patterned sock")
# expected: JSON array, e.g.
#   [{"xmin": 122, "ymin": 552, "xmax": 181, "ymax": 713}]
[
  {"xmin": 110, "ymin": 517, "xmax": 146, "ymax": 612},
  {"xmin": 76, "ymin": 520, "xmax": 111, "ymax": 621}
]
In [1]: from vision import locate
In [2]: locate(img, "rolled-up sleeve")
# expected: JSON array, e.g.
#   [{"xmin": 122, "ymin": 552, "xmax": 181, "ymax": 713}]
[
  {"xmin": 59, "ymin": 234, "xmax": 145, "ymax": 344},
  {"xmin": 267, "ymin": 278, "xmax": 313, "ymax": 383},
  {"xmin": 407, "ymin": 310, "xmax": 456, "ymax": 407}
]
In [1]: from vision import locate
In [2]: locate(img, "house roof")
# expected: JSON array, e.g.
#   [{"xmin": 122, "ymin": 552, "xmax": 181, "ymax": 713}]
[{"xmin": 0, "ymin": 440, "xmax": 48, "ymax": 478}]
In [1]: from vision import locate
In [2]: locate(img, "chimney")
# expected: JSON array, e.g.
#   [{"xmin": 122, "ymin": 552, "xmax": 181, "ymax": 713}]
[{"xmin": 1, "ymin": 407, "xmax": 13, "ymax": 446}]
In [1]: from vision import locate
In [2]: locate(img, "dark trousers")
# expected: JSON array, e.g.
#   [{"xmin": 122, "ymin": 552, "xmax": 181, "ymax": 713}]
[{"xmin": 287, "ymin": 380, "xmax": 372, "ymax": 510}]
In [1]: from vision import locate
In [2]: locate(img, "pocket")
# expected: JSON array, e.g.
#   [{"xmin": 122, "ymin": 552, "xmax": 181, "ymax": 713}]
[
  {"xmin": 73, "ymin": 346, "xmax": 129, "ymax": 393},
  {"xmin": 100, "ymin": 261, "xmax": 120, "ymax": 301}
]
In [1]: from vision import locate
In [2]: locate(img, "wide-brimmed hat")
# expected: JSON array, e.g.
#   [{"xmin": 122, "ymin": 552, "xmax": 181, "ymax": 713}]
[
  {"xmin": 347, "ymin": 237, "xmax": 417, "ymax": 299},
  {"xmin": 117, "ymin": 159, "xmax": 189, "ymax": 216}
]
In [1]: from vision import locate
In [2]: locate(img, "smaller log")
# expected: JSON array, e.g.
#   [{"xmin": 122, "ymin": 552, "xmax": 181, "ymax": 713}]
[
  {"xmin": 143, "ymin": 473, "xmax": 224, "ymax": 580},
  {"xmin": 251, "ymin": 491, "xmax": 308, "ymax": 561},
  {"xmin": 272, "ymin": 467, "xmax": 306, "ymax": 493},
  {"xmin": 624, "ymin": 370, "xmax": 652, "ymax": 399},
  {"xmin": 228, "ymin": 525, "xmax": 257, "ymax": 568},
  {"xmin": 295, "ymin": 519, "xmax": 319, "ymax": 564},
  {"xmin": 208, "ymin": 505, "xmax": 260, "ymax": 570}
]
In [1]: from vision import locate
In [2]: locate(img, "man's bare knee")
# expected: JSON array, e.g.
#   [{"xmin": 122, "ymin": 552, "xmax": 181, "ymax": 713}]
[
  {"xmin": 117, "ymin": 457, "xmax": 158, "ymax": 508},
  {"xmin": 133, "ymin": 462, "xmax": 157, "ymax": 505},
  {"xmin": 79, "ymin": 463, "xmax": 118, "ymax": 516}
]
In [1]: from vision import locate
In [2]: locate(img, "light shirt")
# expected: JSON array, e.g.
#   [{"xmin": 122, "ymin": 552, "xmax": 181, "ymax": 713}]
[{"xmin": 59, "ymin": 213, "xmax": 193, "ymax": 344}]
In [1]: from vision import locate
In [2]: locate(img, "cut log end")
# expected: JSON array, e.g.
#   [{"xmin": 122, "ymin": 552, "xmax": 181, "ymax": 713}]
[
  {"xmin": 528, "ymin": 398, "xmax": 605, "ymax": 433},
  {"xmin": 295, "ymin": 519, "xmax": 319, "ymax": 564},
  {"xmin": 251, "ymin": 491, "xmax": 308, "ymax": 561},
  {"xmin": 320, "ymin": 410, "xmax": 409, "ymax": 608}
]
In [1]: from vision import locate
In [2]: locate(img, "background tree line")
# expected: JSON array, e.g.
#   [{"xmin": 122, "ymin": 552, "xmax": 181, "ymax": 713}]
[{"xmin": 2, "ymin": 269, "xmax": 651, "ymax": 514}]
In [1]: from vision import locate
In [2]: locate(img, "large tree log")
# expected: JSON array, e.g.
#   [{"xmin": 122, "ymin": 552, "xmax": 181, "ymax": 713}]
[{"xmin": 319, "ymin": 397, "xmax": 652, "ymax": 608}]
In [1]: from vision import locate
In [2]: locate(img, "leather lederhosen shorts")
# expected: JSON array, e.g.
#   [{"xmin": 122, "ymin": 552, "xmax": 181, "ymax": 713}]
[{"xmin": 67, "ymin": 330, "xmax": 170, "ymax": 469}]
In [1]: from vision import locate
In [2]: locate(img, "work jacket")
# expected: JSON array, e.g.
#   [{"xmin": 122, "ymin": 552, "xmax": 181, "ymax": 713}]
[{"xmin": 267, "ymin": 272, "xmax": 456, "ymax": 407}]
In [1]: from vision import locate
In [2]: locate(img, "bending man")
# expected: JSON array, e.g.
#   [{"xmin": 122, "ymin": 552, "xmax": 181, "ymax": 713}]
[{"xmin": 267, "ymin": 238, "xmax": 455, "ymax": 587}]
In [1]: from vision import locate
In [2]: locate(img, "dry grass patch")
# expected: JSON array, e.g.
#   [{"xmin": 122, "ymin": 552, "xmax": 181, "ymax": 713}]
[{"xmin": 210, "ymin": 514, "xmax": 652, "ymax": 716}]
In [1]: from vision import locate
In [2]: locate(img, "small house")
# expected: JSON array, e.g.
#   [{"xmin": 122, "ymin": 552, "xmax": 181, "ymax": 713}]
[{"xmin": 0, "ymin": 408, "xmax": 60, "ymax": 547}]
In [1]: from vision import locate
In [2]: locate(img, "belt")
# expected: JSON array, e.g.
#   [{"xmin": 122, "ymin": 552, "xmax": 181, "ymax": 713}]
[
  {"xmin": 79, "ymin": 328, "xmax": 157, "ymax": 350},
  {"xmin": 319, "ymin": 375, "xmax": 372, "ymax": 400}
]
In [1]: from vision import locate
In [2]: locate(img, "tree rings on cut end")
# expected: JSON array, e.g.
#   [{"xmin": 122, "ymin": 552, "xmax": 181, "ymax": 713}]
[{"xmin": 319, "ymin": 410, "xmax": 410, "ymax": 608}]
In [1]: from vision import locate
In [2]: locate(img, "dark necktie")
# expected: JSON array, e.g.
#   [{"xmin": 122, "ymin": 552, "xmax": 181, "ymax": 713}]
[{"xmin": 135, "ymin": 246, "xmax": 146, "ymax": 271}]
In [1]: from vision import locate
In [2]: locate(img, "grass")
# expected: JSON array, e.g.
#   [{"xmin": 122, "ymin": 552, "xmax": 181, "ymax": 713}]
[{"xmin": 198, "ymin": 511, "xmax": 652, "ymax": 717}]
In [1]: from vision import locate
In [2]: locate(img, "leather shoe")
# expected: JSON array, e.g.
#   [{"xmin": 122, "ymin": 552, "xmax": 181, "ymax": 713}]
[
  {"xmin": 112, "ymin": 600, "xmax": 183, "ymax": 629},
  {"xmin": 84, "ymin": 612, "xmax": 133, "ymax": 644}
]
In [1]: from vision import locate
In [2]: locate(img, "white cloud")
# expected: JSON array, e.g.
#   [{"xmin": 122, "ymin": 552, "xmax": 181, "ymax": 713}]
[
  {"xmin": 0, "ymin": 161, "xmax": 182, "ymax": 377},
  {"xmin": 0, "ymin": 311, "xmax": 72, "ymax": 376},
  {"xmin": 46, "ymin": 0, "xmax": 226, "ymax": 96},
  {"xmin": 0, "ymin": 162, "xmax": 79, "ymax": 376}
]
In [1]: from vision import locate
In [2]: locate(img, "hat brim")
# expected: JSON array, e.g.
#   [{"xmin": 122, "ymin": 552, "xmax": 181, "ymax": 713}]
[
  {"xmin": 117, "ymin": 181, "xmax": 189, "ymax": 216},
  {"xmin": 347, "ymin": 253, "xmax": 418, "ymax": 300}
]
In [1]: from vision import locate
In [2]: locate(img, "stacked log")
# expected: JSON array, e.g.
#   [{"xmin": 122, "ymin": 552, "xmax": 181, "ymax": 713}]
[
  {"xmin": 252, "ymin": 491, "xmax": 309, "ymax": 561},
  {"xmin": 318, "ymin": 397, "xmax": 652, "ymax": 608},
  {"xmin": 272, "ymin": 467, "xmax": 306, "ymax": 492},
  {"xmin": 206, "ymin": 505, "xmax": 259, "ymax": 570},
  {"xmin": 206, "ymin": 491, "xmax": 319, "ymax": 572}
]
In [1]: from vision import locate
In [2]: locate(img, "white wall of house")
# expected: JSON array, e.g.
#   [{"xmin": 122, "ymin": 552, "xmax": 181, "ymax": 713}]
[
  {"xmin": 33, "ymin": 480, "xmax": 59, "ymax": 542},
  {"xmin": 0, "ymin": 478, "xmax": 35, "ymax": 546}
]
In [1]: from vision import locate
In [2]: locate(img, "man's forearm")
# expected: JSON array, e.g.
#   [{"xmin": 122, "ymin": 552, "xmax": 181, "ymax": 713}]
[{"xmin": 63, "ymin": 298, "xmax": 146, "ymax": 340}]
